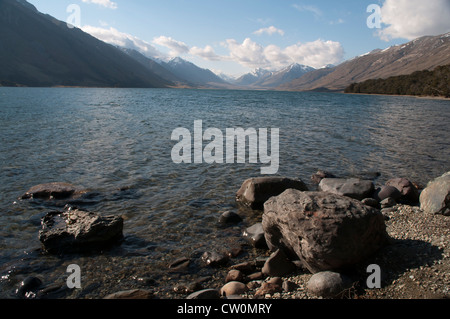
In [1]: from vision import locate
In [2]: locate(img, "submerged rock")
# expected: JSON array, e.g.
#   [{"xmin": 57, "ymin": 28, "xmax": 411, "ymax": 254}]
[
  {"xmin": 39, "ymin": 206, "xmax": 124, "ymax": 254},
  {"xmin": 263, "ymin": 190, "xmax": 389, "ymax": 273},
  {"xmin": 21, "ymin": 182, "xmax": 86, "ymax": 200},
  {"xmin": 236, "ymin": 176, "xmax": 308, "ymax": 210},
  {"xmin": 242, "ymin": 223, "xmax": 268, "ymax": 249}
]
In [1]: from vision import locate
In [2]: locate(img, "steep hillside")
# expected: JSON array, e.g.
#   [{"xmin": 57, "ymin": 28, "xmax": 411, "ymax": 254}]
[{"xmin": 0, "ymin": 0, "xmax": 171, "ymax": 88}]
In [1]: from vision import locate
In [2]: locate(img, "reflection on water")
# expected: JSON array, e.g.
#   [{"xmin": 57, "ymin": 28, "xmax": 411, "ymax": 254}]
[{"xmin": 0, "ymin": 88, "xmax": 449, "ymax": 298}]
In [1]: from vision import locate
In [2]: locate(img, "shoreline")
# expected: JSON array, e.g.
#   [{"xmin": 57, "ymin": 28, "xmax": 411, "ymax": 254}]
[
  {"xmin": 343, "ymin": 92, "xmax": 450, "ymax": 101},
  {"xmin": 2, "ymin": 85, "xmax": 449, "ymax": 100}
]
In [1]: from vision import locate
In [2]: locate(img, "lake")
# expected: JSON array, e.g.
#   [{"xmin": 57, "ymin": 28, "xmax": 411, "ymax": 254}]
[{"xmin": 0, "ymin": 87, "xmax": 449, "ymax": 298}]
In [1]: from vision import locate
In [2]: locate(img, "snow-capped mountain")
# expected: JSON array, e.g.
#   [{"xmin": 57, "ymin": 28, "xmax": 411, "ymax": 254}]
[{"xmin": 234, "ymin": 64, "xmax": 315, "ymax": 88}]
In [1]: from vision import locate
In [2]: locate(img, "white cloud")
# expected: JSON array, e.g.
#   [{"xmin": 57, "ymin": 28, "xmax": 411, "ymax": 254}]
[
  {"xmin": 253, "ymin": 26, "xmax": 285, "ymax": 36},
  {"xmin": 226, "ymin": 38, "xmax": 270, "ymax": 69},
  {"xmin": 292, "ymin": 4, "xmax": 323, "ymax": 18},
  {"xmin": 83, "ymin": 25, "xmax": 343, "ymax": 71},
  {"xmin": 152, "ymin": 36, "xmax": 190, "ymax": 57},
  {"xmin": 225, "ymin": 38, "xmax": 344, "ymax": 70},
  {"xmin": 81, "ymin": 26, "xmax": 167, "ymax": 60},
  {"xmin": 190, "ymin": 45, "xmax": 222, "ymax": 61},
  {"xmin": 378, "ymin": 0, "xmax": 450, "ymax": 41},
  {"xmin": 82, "ymin": 0, "xmax": 118, "ymax": 9},
  {"xmin": 284, "ymin": 40, "xmax": 344, "ymax": 68}
]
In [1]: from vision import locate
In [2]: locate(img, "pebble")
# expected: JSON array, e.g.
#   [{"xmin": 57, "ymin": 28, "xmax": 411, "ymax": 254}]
[{"xmin": 220, "ymin": 281, "xmax": 248, "ymax": 297}]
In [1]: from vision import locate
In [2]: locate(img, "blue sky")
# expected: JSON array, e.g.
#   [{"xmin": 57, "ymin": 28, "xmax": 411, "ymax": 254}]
[{"xmin": 27, "ymin": 0, "xmax": 450, "ymax": 76}]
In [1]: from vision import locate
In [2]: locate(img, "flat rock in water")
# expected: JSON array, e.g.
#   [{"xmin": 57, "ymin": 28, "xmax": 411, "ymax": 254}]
[
  {"xmin": 39, "ymin": 206, "xmax": 124, "ymax": 254},
  {"xmin": 21, "ymin": 182, "xmax": 86, "ymax": 200}
]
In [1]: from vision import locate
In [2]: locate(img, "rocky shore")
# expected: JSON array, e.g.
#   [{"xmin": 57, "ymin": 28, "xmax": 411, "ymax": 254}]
[
  {"xmin": 189, "ymin": 171, "xmax": 449, "ymax": 300},
  {"xmin": 13, "ymin": 171, "xmax": 450, "ymax": 300}
]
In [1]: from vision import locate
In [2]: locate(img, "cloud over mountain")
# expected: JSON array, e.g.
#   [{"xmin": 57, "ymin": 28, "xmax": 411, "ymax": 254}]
[
  {"xmin": 378, "ymin": 0, "xmax": 450, "ymax": 41},
  {"xmin": 81, "ymin": 25, "xmax": 166, "ymax": 60},
  {"xmin": 224, "ymin": 38, "xmax": 344, "ymax": 70}
]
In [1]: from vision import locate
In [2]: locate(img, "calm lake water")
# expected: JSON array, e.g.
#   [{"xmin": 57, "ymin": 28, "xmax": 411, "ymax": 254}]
[{"xmin": 0, "ymin": 87, "xmax": 449, "ymax": 298}]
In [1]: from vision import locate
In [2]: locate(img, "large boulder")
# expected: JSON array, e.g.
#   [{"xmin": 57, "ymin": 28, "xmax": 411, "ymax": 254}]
[
  {"xmin": 21, "ymin": 182, "xmax": 86, "ymax": 200},
  {"xmin": 420, "ymin": 172, "xmax": 450, "ymax": 216},
  {"xmin": 236, "ymin": 177, "xmax": 308, "ymax": 210},
  {"xmin": 385, "ymin": 178, "xmax": 420, "ymax": 203},
  {"xmin": 318, "ymin": 178, "xmax": 374, "ymax": 201},
  {"xmin": 39, "ymin": 206, "xmax": 124, "ymax": 254},
  {"xmin": 263, "ymin": 190, "xmax": 389, "ymax": 273}
]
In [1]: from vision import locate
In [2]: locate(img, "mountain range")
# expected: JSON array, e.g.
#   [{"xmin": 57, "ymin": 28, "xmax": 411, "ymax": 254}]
[
  {"xmin": 233, "ymin": 64, "xmax": 315, "ymax": 89},
  {"xmin": 279, "ymin": 33, "xmax": 450, "ymax": 92},
  {"xmin": 1, "ymin": 0, "xmax": 450, "ymax": 92}
]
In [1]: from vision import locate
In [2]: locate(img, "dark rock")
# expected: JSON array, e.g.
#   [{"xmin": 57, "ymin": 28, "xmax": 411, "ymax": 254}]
[
  {"xmin": 247, "ymin": 272, "xmax": 264, "ymax": 281},
  {"xmin": 361, "ymin": 198, "xmax": 380, "ymax": 208},
  {"xmin": 16, "ymin": 276, "xmax": 43, "ymax": 298},
  {"xmin": 420, "ymin": 172, "xmax": 450, "ymax": 216},
  {"xmin": 201, "ymin": 251, "xmax": 229, "ymax": 267},
  {"xmin": 218, "ymin": 211, "xmax": 243, "ymax": 225},
  {"xmin": 242, "ymin": 223, "xmax": 268, "ymax": 249},
  {"xmin": 261, "ymin": 249, "xmax": 296, "ymax": 277},
  {"xmin": 227, "ymin": 246, "xmax": 244, "ymax": 258},
  {"xmin": 306, "ymin": 271, "xmax": 353, "ymax": 298},
  {"xmin": 236, "ymin": 177, "xmax": 308, "ymax": 210},
  {"xmin": 230, "ymin": 261, "xmax": 256, "ymax": 274},
  {"xmin": 21, "ymin": 182, "xmax": 86, "ymax": 200},
  {"xmin": 263, "ymin": 190, "xmax": 389, "ymax": 273},
  {"xmin": 374, "ymin": 185, "xmax": 402, "ymax": 202},
  {"xmin": 186, "ymin": 289, "xmax": 221, "ymax": 300},
  {"xmin": 39, "ymin": 206, "xmax": 124, "ymax": 254},
  {"xmin": 103, "ymin": 289, "xmax": 154, "ymax": 299},
  {"xmin": 282, "ymin": 280, "xmax": 298, "ymax": 292},
  {"xmin": 311, "ymin": 170, "xmax": 336, "ymax": 185},
  {"xmin": 36, "ymin": 283, "xmax": 71, "ymax": 299},
  {"xmin": 168, "ymin": 257, "xmax": 190, "ymax": 271},
  {"xmin": 318, "ymin": 178, "xmax": 375, "ymax": 201},
  {"xmin": 386, "ymin": 178, "xmax": 420, "ymax": 203}
]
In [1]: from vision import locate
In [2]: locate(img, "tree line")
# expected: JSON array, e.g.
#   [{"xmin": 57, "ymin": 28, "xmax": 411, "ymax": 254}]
[{"xmin": 345, "ymin": 64, "xmax": 450, "ymax": 98}]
